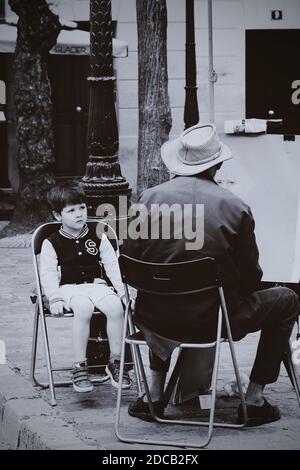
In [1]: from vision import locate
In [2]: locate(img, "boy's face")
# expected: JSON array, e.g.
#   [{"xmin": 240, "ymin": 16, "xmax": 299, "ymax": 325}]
[{"xmin": 54, "ymin": 203, "xmax": 87, "ymax": 234}]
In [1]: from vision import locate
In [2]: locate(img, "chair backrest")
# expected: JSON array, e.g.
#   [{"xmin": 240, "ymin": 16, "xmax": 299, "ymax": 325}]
[
  {"xmin": 32, "ymin": 222, "xmax": 60, "ymax": 255},
  {"xmin": 32, "ymin": 219, "xmax": 119, "ymax": 255},
  {"xmin": 118, "ymin": 254, "xmax": 221, "ymax": 296}
]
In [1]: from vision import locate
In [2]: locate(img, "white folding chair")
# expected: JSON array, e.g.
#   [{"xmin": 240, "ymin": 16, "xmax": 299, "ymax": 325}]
[
  {"xmin": 115, "ymin": 255, "xmax": 248, "ymax": 448},
  {"xmin": 29, "ymin": 219, "xmax": 121, "ymax": 406}
]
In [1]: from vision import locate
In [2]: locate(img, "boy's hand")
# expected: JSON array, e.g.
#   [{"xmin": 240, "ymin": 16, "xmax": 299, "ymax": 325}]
[
  {"xmin": 120, "ymin": 294, "xmax": 135, "ymax": 311},
  {"xmin": 50, "ymin": 301, "xmax": 66, "ymax": 317}
]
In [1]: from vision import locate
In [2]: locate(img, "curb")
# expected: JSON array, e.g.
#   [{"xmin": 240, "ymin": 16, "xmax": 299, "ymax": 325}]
[{"xmin": 0, "ymin": 364, "xmax": 98, "ymax": 450}]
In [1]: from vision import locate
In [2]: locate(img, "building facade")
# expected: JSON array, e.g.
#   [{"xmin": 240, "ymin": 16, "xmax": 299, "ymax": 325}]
[{"xmin": 0, "ymin": 0, "xmax": 299, "ymax": 193}]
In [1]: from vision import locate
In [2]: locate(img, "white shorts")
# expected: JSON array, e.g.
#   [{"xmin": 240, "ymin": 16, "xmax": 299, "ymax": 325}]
[{"xmin": 59, "ymin": 281, "xmax": 118, "ymax": 309}]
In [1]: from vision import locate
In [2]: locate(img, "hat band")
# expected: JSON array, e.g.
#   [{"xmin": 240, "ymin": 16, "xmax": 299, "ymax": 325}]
[{"xmin": 177, "ymin": 147, "xmax": 222, "ymax": 166}]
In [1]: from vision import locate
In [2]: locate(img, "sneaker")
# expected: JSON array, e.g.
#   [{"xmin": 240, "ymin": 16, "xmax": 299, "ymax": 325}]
[
  {"xmin": 72, "ymin": 361, "xmax": 94, "ymax": 393},
  {"xmin": 105, "ymin": 359, "xmax": 131, "ymax": 389},
  {"xmin": 237, "ymin": 398, "xmax": 281, "ymax": 427},
  {"xmin": 128, "ymin": 394, "xmax": 164, "ymax": 422}
]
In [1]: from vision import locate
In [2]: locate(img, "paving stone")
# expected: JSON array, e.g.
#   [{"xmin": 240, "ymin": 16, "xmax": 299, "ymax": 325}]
[
  {"xmin": 19, "ymin": 415, "xmax": 97, "ymax": 450},
  {"xmin": 0, "ymin": 246, "xmax": 300, "ymax": 450}
]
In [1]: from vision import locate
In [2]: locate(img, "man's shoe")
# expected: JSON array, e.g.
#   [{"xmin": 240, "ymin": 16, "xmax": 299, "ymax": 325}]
[
  {"xmin": 105, "ymin": 359, "xmax": 131, "ymax": 389},
  {"xmin": 237, "ymin": 398, "xmax": 281, "ymax": 427},
  {"xmin": 128, "ymin": 395, "xmax": 164, "ymax": 422},
  {"xmin": 72, "ymin": 361, "xmax": 94, "ymax": 393}
]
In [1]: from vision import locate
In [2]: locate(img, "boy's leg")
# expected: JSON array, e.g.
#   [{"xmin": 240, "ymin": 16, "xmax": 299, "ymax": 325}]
[
  {"xmin": 95, "ymin": 294, "xmax": 131, "ymax": 389},
  {"xmin": 70, "ymin": 295, "xmax": 94, "ymax": 363},
  {"xmin": 95, "ymin": 294, "xmax": 123, "ymax": 358},
  {"xmin": 69, "ymin": 295, "xmax": 94, "ymax": 393}
]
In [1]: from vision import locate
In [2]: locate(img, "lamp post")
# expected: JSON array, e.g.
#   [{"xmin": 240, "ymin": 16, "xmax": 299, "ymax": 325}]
[
  {"xmin": 184, "ymin": 0, "xmax": 199, "ymax": 130},
  {"xmin": 81, "ymin": 0, "xmax": 131, "ymax": 216}
]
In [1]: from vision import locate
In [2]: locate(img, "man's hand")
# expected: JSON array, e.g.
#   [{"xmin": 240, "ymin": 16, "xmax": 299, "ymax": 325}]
[{"xmin": 50, "ymin": 301, "xmax": 66, "ymax": 317}]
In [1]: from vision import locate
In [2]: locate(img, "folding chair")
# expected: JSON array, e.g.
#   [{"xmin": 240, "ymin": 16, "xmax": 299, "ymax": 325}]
[
  {"xmin": 115, "ymin": 255, "xmax": 248, "ymax": 448},
  {"xmin": 30, "ymin": 219, "xmax": 122, "ymax": 406},
  {"xmin": 283, "ymin": 319, "xmax": 300, "ymax": 407}
]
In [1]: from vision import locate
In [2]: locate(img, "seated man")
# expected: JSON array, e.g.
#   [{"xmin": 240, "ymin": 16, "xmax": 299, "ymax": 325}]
[{"xmin": 123, "ymin": 123, "xmax": 300, "ymax": 426}]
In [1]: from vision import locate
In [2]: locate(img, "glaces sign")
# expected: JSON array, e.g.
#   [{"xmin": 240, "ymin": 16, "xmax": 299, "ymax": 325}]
[{"xmin": 53, "ymin": 45, "xmax": 88, "ymax": 55}]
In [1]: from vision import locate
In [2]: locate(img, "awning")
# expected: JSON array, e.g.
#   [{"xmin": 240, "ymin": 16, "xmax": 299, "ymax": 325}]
[{"xmin": 0, "ymin": 24, "xmax": 128, "ymax": 57}]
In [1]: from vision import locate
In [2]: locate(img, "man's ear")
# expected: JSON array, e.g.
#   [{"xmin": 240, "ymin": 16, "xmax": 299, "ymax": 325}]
[{"xmin": 53, "ymin": 211, "xmax": 62, "ymax": 222}]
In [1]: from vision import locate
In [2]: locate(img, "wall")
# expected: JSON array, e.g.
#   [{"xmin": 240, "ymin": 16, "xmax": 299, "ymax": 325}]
[
  {"xmin": 0, "ymin": 80, "xmax": 5, "ymax": 105},
  {"xmin": 3, "ymin": 0, "xmax": 300, "ymax": 193},
  {"xmin": 112, "ymin": 0, "xmax": 300, "ymax": 191}
]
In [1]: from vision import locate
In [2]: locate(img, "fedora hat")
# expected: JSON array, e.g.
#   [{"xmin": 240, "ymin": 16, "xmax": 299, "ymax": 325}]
[{"xmin": 161, "ymin": 123, "xmax": 232, "ymax": 176}]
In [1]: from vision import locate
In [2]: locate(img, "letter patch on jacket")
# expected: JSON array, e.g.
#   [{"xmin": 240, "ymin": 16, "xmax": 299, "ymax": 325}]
[{"xmin": 85, "ymin": 239, "xmax": 98, "ymax": 256}]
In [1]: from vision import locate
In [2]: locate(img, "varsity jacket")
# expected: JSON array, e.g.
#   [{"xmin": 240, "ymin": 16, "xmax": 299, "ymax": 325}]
[{"xmin": 40, "ymin": 224, "xmax": 125, "ymax": 305}]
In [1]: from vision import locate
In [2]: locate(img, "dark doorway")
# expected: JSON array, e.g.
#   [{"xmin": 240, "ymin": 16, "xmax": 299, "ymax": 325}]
[
  {"xmin": 246, "ymin": 29, "xmax": 300, "ymax": 135},
  {"xmin": 48, "ymin": 55, "xmax": 90, "ymax": 177},
  {"xmin": 0, "ymin": 0, "xmax": 4, "ymax": 21}
]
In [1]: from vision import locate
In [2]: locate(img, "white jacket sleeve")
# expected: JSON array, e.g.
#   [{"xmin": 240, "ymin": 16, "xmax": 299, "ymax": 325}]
[
  {"xmin": 99, "ymin": 234, "xmax": 125, "ymax": 299},
  {"xmin": 40, "ymin": 239, "xmax": 63, "ymax": 304}
]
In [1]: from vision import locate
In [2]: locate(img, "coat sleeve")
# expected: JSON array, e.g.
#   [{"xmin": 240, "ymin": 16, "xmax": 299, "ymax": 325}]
[
  {"xmin": 235, "ymin": 207, "xmax": 263, "ymax": 296},
  {"xmin": 40, "ymin": 239, "xmax": 63, "ymax": 304}
]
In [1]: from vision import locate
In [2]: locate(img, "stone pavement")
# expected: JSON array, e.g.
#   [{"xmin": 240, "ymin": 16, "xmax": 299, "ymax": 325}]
[{"xmin": 0, "ymin": 241, "xmax": 299, "ymax": 451}]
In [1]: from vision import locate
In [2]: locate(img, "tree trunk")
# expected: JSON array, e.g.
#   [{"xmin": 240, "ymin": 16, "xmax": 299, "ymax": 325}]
[
  {"xmin": 6, "ymin": 0, "xmax": 61, "ymax": 232},
  {"xmin": 136, "ymin": 0, "xmax": 172, "ymax": 195}
]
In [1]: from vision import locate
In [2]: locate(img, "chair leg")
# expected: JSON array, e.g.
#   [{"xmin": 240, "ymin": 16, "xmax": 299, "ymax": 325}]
[
  {"xmin": 227, "ymin": 336, "xmax": 248, "ymax": 425},
  {"xmin": 219, "ymin": 287, "xmax": 248, "ymax": 427},
  {"xmin": 127, "ymin": 311, "xmax": 143, "ymax": 394},
  {"xmin": 283, "ymin": 342, "xmax": 300, "ymax": 407},
  {"xmin": 29, "ymin": 303, "xmax": 40, "ymax": 387},
  {"xmin": 129, "ymin": 343, "xmax": 143, "ymax": 394},
  {"xmin": 115, "ymin": 304, "xmax": 131, "ymax": 440},
  {"xmin": 39, "ymin": 312, "xmax": 57, "ymax": 406},
  {"xmin": 115, "ymin": 308, "xmax": 227, "ymax": 448}
]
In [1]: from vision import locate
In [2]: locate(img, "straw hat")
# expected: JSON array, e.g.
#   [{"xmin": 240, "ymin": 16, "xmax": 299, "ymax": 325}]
[{"xmin": 161, "ymin": 123, "xmax": 232, "ymax": 175}]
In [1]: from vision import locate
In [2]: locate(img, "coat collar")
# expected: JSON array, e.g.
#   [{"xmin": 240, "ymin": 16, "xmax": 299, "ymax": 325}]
[{"xmin": 59, "ymin": 224, "xmax": 89, "ymax": 240}]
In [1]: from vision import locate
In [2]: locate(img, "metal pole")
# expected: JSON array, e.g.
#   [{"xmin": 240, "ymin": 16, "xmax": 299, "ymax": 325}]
[
  {"xmin": 81, "ymin": 0, "xmax": 131, "ymax": 217},
  {"xmin": 208, "ymin": 0, "xmax": 217, "ymax": 123},
  {"xmin": 184, "ymin": 0, "xmax": 199, "ymax": 130}
]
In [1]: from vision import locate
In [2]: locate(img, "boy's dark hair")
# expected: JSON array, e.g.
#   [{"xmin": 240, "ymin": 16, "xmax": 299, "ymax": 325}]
[{"xmin": 47, "ymin": 181, "xmax": 86, "ymax": 214}]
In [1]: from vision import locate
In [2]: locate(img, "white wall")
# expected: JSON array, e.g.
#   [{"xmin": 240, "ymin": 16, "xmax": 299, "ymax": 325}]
[
  {"xmin": 4, "ymin": 0, "xmax": 299, "ymax": 192},
  {"xmin": 112, "ymin": 0, "xmax": 300, "ymax": 191},
  {"xmin": 0, "ymin": 80, "xmax": 5, "ymax": 105},
  {"xmin": 4, "ymin": 0, "xmax": 17, "ymax": 21}
]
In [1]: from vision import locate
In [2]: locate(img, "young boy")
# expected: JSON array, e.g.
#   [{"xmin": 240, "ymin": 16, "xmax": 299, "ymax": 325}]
[{"xmin": 40, "ymin": 181, "xmax": 131, "ymax": 392}]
